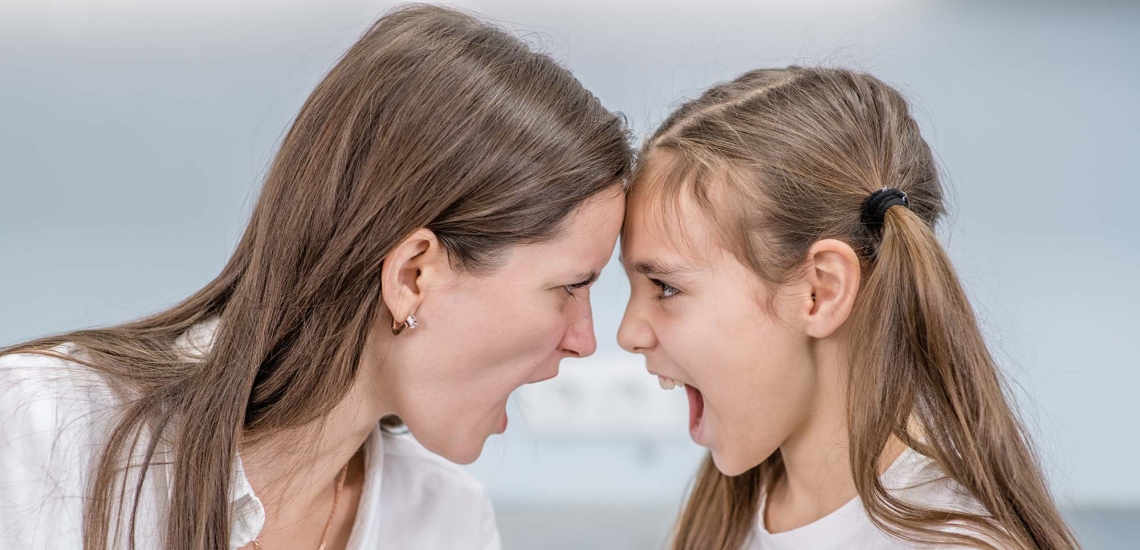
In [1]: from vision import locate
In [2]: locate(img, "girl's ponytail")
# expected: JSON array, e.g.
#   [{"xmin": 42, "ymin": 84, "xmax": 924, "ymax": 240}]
[{"xmin": 848, "ymin": 203, "xmax": 1074, "ymax": 549}]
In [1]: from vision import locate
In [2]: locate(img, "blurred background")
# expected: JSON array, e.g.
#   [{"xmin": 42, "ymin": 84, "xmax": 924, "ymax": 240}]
[{"xmin": 1, "ymin": 0, "xmax": 1137, "ymax": 548}]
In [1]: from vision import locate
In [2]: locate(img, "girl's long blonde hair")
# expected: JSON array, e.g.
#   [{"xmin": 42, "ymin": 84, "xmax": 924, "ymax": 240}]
[{"xmin": 630, "ymin": 67, "xmax": 1078, "ymax": 550}]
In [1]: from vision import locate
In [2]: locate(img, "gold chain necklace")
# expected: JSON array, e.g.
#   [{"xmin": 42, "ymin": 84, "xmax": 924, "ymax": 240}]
[{"xmin": 251, "ymin": 463, "xmax": 350, "ymax": 550}]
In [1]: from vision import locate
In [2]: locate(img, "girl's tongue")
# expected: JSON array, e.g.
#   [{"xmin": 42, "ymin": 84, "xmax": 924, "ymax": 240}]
[{"xmin": 685, "ymin": 384, "xmax": 705, "ymax": 442}]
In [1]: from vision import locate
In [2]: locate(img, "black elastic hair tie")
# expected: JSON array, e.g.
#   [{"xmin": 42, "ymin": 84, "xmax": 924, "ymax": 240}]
[{"xmin": 861, "ymin": 187, "xmax": 910, "ymax": 229}]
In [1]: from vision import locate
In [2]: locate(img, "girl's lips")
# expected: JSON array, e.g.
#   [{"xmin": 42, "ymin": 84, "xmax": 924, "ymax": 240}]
[{"xmin": 686, "ymin": 384, "xmax": 706, "ymax": 443}]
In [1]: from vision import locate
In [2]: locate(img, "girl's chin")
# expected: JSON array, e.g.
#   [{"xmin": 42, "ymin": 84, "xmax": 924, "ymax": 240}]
[{"xmin": 709, "ymin": 446, "xmax": 771, "ymax": 477}]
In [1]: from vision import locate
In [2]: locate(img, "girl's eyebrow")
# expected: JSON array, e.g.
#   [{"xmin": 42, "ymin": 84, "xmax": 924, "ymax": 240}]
[{"xmin": 620, "ymin": 257, "xmax": 693, "ymax": 278}]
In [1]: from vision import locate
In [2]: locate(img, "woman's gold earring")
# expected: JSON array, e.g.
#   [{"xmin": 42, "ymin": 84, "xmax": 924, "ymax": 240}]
[{"xmin": 392, "ymin": 314, "xmax": 418, "ymax": 336}]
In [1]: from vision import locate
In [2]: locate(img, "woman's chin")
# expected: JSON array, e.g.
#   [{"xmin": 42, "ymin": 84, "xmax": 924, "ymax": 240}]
[
  {"xmin": 426, "ymin": 434, "xmax": 487, "ymax": 465},
  {"xmin": 404, "ymin": 423, "xmax": 484, "ymax": 464},
  {"xmin": 446, "ymin": 447, "xmax": 483, "ymax": 465}
]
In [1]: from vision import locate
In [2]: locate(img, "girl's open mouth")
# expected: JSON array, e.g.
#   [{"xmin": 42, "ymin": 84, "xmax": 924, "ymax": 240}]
[{"xmin": 686, "ymin": 384, "xmax": 705, "ymax": 443}]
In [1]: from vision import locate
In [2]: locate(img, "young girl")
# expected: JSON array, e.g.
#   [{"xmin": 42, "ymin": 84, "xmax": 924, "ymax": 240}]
[
  {"xmin": 619, "ymin": 67, "xmax": 1079, "ymax": 549},
  {"xmin": 0, "ymin": 5, "xmax": 629, "ymax": 550}
]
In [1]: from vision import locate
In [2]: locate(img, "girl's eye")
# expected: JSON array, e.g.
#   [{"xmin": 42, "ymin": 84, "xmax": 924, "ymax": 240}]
[{"xmin": 650, "ymin": 278, "xmax": 680, "ymax": 301}]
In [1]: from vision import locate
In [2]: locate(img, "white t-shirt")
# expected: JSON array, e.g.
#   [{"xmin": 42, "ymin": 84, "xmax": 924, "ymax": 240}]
[
  {"xmin": 747, "ymin": 448, "xmax": 992, "ymax": 549},
  {"xmin": 0, "ymin": 339, "xmax": 501, "ymax": 549}
]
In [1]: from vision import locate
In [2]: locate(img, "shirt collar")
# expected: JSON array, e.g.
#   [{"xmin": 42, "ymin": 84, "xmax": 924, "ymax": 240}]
[
  {"xmin": 225, "ymin": 425, "xmax": 386, "ymax": 550},
  {"xmin": 229, "ymin": 453, "xmax": 267, "ymax": 549},
  {"xmin": 175, "ymin": 320, "xmax": 386, "ymax": 550}
]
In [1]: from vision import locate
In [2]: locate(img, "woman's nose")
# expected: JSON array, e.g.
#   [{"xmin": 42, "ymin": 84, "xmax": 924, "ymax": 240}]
[{"xmin": 560, "ymin": 295, "xmax": 597, "ymax": 358}]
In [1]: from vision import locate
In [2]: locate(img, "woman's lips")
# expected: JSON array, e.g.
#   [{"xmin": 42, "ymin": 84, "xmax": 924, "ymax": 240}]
[{"xmin": 494, "ymin": 404, "xmax": 509, "ymax": 434}]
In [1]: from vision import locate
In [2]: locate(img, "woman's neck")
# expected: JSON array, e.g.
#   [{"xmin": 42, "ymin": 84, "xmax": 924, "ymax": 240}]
[{"xmin": 239, "ymin": 349, "xmax": 397, "ymax": 524}]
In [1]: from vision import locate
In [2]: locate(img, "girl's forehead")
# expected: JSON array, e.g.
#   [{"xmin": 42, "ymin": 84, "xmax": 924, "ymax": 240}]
[
  {"xmin": 622, "ymin": 183, "xmax": 722, "ymax": 274},
  {"xmin": 624, "ymin": 153, "xmax": 728, "ymax": 258}
]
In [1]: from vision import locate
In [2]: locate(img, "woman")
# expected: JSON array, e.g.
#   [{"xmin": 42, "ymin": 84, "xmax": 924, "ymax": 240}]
[
  {"xmin": 0, "ymin": 5, "xmax": 630, "ymax": 550},
  {"xmin": 619, "ymin": 67, "xmax": 1079, "ymax": 549}
]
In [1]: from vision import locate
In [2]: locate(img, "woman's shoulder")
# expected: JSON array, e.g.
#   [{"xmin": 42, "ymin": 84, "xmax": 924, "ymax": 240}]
[
  {"xmin": 376, "ymin": 430, "xmax": 501, "ymax": 549},
  {"xmin": 379, "ymin": 429, "xmax": 490, "ymax": 500},
  {"xmin": 0, "ymin": 347, "xmax": 122, "ymax": 547},
  {"xmin": 0, "ymin": 346, "xmax": 123, "ymax": 467},
  {"xmin": 0, "ymin": 346, "xmax": 122, "ymax": 435}
]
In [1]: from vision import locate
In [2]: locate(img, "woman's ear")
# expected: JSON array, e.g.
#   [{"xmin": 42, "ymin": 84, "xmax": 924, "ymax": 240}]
[
  {"xmin": 380, "ymin": 228, "xmax": 451, "ymax": 330},
  {"xmin": 798, "ymin": 238, "xmax": 861, "ymax": 339}
]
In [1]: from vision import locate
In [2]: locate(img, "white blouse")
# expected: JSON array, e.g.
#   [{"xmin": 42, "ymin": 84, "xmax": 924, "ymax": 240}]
[
  {"xmin": 0, "ymin": 343, "xmax": 502, "ymax": 549},
  {"xmin": 747, "ymin": 448, "xmax": 991, "ymax": 549}
]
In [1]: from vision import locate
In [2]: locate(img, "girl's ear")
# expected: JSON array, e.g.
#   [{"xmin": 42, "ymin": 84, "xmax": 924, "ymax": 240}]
[
  {"xmin": 380, "ymin": 228, "xmax": 452, "ymax": 330},
  {"xmin": 796, "ymin": 238, "xmax": 861, "ymax": 339}
]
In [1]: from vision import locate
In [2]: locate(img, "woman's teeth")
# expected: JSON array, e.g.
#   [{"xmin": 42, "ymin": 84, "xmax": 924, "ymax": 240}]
[{"xmin": 657, "ymin": 375, "xmax": 684, "ymax": 390}]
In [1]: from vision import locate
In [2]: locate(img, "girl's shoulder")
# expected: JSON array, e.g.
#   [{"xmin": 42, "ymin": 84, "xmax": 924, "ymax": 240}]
[
  {"xmin": 886, "ymin": 449, "xmax": 1012, "ymax": 548},
  {"xmin": 886, "ymin": 448, "xmax": 989, "ymax": 516}
]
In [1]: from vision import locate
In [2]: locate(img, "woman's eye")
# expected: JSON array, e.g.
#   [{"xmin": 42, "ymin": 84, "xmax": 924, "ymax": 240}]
[
  {"xmin": 564, "ymin": 280, "xmax": 591, "ymax": 295},
  {"xmin": 650, "ymin": 279, "xmax": 680, "ymax": 301}
]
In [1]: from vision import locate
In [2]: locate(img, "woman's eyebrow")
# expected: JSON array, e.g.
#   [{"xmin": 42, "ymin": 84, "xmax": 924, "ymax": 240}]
[{"xmin": 570, "ymin": 270, "xmax": 600, "ymax": 284}]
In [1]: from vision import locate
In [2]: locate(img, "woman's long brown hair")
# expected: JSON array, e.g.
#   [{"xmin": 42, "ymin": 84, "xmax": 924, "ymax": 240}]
[
  {"xmin": 1, "ymin": 5, "xmax": 631, "ymax": 549},
  {"xmin": 630, "ymin": 67, "xmax": 1078, "ymax": 549}
]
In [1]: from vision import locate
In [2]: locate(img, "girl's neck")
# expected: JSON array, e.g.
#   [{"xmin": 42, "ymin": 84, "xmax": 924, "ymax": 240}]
[
  {"xmin": 768, "ymin": 430, "xmax": 907, "ymax": 533},
  {"xmin": 764, "ymin": 339, "xmax": 907, "ymax": 533}
]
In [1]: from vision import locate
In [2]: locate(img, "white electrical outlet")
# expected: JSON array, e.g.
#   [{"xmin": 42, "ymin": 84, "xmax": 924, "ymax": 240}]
[{"xmin": 514, "ymin": 352, "xmax": 691, "ymax": 438}]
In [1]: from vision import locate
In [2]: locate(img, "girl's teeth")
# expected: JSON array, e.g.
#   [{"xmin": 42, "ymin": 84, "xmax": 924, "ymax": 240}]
[{"xmin": 657, "ymin": 375, "xmax": 684, "ymax": 390}]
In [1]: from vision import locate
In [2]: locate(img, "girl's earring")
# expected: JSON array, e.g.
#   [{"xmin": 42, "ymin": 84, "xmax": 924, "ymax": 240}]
[{"xmin": 392, "ymin": 314, "xmax": 419, "ymax": 336}]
